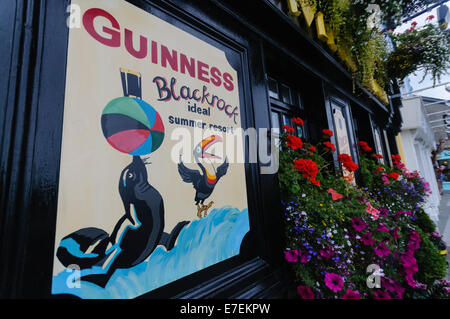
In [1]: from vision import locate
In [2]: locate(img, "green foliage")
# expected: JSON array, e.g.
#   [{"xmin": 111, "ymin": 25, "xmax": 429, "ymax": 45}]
[
  {"xmin": 415, "ymin": 209, "xmax": 436, "ymax": 234},
  {"xmin": 415, "ymin": 230, "xmax": 448, "ymax": 286}
]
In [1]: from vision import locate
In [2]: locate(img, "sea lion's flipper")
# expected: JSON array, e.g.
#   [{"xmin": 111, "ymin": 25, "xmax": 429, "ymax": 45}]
[
  {"xmin": 56, "ymin": 227, "xmax": 109, "ymax": 269},
  {"xmin": 159, "ymin": 221, "xmax": 190, "ymax": 250},
  {"xmin": 79, "ymin": 269, "xmax": 114, "ymax": 288}
]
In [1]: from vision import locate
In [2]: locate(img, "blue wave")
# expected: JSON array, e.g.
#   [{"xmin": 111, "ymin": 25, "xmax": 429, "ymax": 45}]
[{"xmin": 52, "ymin": 206, "xmax": 249, "ymax": 299}]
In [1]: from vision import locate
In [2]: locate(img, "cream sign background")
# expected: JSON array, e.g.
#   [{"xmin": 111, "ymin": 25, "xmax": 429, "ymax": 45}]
[{"xmin": 52, "ymin": 0, "xmax": 249, "ymax": 297}]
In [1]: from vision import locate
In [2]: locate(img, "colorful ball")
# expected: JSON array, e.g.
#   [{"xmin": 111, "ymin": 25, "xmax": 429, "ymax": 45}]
[{"xmin": 101, "ymin": 97, "xmax": 164, "ymax": 155}]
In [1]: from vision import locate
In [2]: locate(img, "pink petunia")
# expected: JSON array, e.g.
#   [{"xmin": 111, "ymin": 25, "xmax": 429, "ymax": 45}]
[
  {"xmin": 392, "ymin": 227, "xmax": 400, "ymax": 239},
  {"xmin": 375, "ymin": 241, "xmax": 390, "ymax": 257},
  {"xmin": 393, "ymin": 281, "xmax": 405, "ymax": 299},
  {"xmin": 284, "ymin": 249, "xmax": 298, "ymax": 262},
  {"xmin": 319, "ymin": 246, "xmax": 334, "ymax": 259},
  {"xmin": 352, "ymin": 217, "xmax": 367, "ymax": 232},
  {"xmin": 377, "ymin": 223, "xmax": 389, "ymax": 232},
  {"xmin": 324, "ymin": 273, "xmax": 344, "ymax": 292},
  {"xmin": 360, "ymin": 233, "xmax": 375, "ymax": 246},
  {"xmin": 381, "ymin": 277, "xmax": 395, "ymax": 292},
  {"xmin": 297, "ymin": 285, "xmax": 315, "ymax": 299},
  {"xmin": 374, "ymin": 290, "xmax": 391, "ymax": 299},
  {"xmin": 298, "ymin": 249, "xmax": 311, "ymax": 263},
  {"xmin": 341, "ymin": 289, "xmax": 360, "ymax": 299}
]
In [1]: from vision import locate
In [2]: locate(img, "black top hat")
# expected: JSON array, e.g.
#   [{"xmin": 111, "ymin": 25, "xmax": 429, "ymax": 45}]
[{"xmin": 120, "ymin": 68, "xmax": 142, "ymax": 99}]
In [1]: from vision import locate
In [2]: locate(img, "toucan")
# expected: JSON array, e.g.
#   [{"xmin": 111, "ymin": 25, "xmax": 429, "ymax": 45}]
[{"xmin": 178, "ymin": 135, "xmax": 229, "ymax": 210}]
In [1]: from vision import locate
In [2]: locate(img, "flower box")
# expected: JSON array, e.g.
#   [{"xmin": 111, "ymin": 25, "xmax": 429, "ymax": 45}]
[
  {"xmin": 299, "ymin": 0, "xmax": 315, "ymax": 27},
  {"xmin": 287, "ymin": 0, "xmax": 301, "ymax": 17},
  {"xmin": 440, "ymin": 249, "xmax": 447, "ymax": 256},
  {"xmin": 315, "ymin": 12, "xmax": 328, "ymax": 42}
]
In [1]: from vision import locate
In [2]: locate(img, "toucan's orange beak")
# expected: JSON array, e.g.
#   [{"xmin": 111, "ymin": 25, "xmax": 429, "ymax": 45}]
[{"xmin": 200, "ymin": 135, "xmax": 222, "ymax": 159}]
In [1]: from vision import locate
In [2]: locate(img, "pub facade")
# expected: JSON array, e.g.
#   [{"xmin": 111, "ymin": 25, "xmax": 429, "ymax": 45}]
[{"xmin": 0, "ymin": 0, "xmax": 402, "ymax": 298}]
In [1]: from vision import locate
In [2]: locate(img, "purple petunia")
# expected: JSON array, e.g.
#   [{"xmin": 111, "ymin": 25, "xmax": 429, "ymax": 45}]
[
  {"xmin": 376, "ymin": 223, "xmax": 389, "ymax": 232},
  {"xmin": 360, "ymin": 232, "xmax": 374, "ymax": 246},
  {"xmin": 351, "ymin": 217, "xmax": 367, "ymax": 232},
  {"xmin": 324, "ymin": 273, "xmax": 344, "ymax": 292},
  {"xmin": 298, "ymin": 249, "xmax": 311, "ymax": 263},
  {"xmin": 373, "ymin": 290, "xmax": 391, "ymax": 299},
  {"xmin": 341, "ymin": 289, "xmax": 361, "ymax": 299},
  {"xmin": 319, "ymin": 247, "xmax": 334, "ymax": 259},
  {"xmin": 284, "ymin": 250, "xmax": 298, "ymax": 262},
  {"xmin": 297, "ymin": 285, "xmax": 315, "ymax": 299},
  {"xmin": 374, "ymin": 241, "xmax": 390, "ymax": 257}
]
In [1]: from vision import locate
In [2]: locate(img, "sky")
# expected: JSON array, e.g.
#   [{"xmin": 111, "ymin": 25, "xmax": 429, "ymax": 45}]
[{"xmin": 394, "ymin": 4, "xmax": 450, "ymax": 101}]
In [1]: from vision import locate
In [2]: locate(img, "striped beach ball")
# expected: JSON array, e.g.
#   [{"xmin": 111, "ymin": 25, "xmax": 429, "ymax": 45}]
[{"xmin": 101, "ymin": 97, "xmax": 164, "ymax": 155}]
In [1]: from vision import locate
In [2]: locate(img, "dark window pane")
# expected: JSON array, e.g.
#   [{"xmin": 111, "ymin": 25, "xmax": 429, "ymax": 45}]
[
  {"xmin": 280, "ymin": 83, "xmax": 292, "ymax": 104},
  {"xmin": 296, "ymin": 91, "xmax": 304, "ymax": 110},
  {"xmin": 291, "ymin": 90, "xmax": 298, "ymax": 106},
  {"xmin": 268, "ymin": 77, "xmax": 279, "ymax": 99},
  {"xmin": 282, "ymin": 114, "xmax": 291, "ymax": 127}
]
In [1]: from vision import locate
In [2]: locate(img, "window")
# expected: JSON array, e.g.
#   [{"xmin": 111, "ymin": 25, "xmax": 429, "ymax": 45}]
[
  {"xmin": 371, "ymin": 122, "xmax": 388, "ymax": 165},
  {"xmin": 267, "ymin": 76, "xmax": 306, "ymax": 139}
]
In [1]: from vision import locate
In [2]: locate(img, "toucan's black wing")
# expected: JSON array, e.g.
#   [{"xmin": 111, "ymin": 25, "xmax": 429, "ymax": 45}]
[
  {"xmin": 178, "ymin": 159, "xmax": 202, "ymax": 188},
  {"xmin": 216, "ymin": 157, "xmax": 229, "ymax": 180}
]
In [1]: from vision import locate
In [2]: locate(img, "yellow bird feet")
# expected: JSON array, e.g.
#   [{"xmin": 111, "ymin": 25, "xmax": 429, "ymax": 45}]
[{"xmin": 196, "ymin": 201, "xmax": 214, "ymax": 218}]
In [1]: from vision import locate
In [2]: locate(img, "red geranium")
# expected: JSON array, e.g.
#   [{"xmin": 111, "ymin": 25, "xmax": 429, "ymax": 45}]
[
  {"xmin": 338, "ymin": 153, "xmax": 358, "ymax": 172},
  {"xmin": 376, "ymin": 166, "xmax": 383, "ymax": 172},
  {"xmin": 283, "ymin": 125, "xmax": 295, "ymax": 134},
  {"xmin": 372, "ymin": 154, "xmax": 383, "ymax": 159},
  {"xmin": 286, "ymin": 135, "xmax": 303, "ymax": 150},
  {"xmin": 308, "ymin": 146, "xmax": 316, "ymax": 152},
  {"xmin": 310, "ymin": 177, "xmax": 321, "ymax": 187},
  {"xmin": 293, "ymin": 158, "xmax": 319, "ymax": 186},
  {"xmin": 323, "ymin": 141, "xmax": 336, "ymax": 152},
  {"xmin": 292, "ymin": 117, "xmax": 304, "ymax": 126},
  {"xmin": 388, "ymin": 172, "xmax": 399, "ymax": 180},
  {"xmin": 322, "ymin": 129, "xmax": 333, "ymax": 137},
  {"xmin": 357, "ymin": 141, "xmax": 372, "ymax": 153}
]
